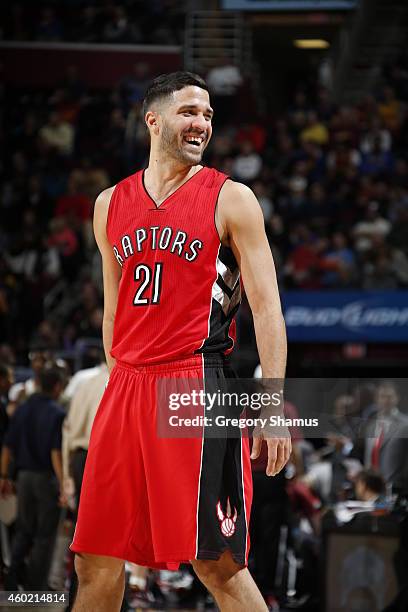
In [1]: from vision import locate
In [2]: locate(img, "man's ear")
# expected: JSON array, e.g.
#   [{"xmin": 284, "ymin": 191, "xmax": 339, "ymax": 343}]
[{"xmin": 145, "ymin": 110, "xmax": 160, "ymax": 135}]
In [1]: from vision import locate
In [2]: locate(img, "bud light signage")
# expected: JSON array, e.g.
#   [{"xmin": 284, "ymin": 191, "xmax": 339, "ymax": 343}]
[
  {"xmin": 282, "ymin": 292, "xmax": 408, "ymax": 342},
  {"xmin": 222, "ymin": 1, "xmax": 357, "ymax": 11}
]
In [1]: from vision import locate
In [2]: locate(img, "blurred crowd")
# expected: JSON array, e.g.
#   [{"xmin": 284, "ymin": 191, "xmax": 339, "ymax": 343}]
[
  {"xmin": 2, "ymin": 1, "xmax": 185, "ymax": 46},
  {"xmin": 3, "ymin": 50, "xmax": 408, "ymax": 361},
  {"xmin": 250, "ymin": 375, "xmax": 408, "ymax": 609},
  {"xmin": 209, "ymin": 58, "xmax": 408, "ymax": 293},
  {"xmin": 1, "ymin": 351, "xmax": 407, "ymax": 609}
]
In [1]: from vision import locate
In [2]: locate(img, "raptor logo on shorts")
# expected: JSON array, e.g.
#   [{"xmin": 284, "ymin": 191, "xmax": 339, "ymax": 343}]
[{"xmin": 216, "ymin": 498, "xmax": 238, "ymax": 537}]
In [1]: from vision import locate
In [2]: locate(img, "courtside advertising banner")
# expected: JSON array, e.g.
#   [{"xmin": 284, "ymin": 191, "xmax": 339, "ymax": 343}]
[{"xmin": 282, "ymin": 291, "xmax": 408, "ymax": 342}]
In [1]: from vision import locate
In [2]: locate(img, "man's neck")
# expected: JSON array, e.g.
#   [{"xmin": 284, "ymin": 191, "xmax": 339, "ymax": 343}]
[{"xmin": 144, "ymin": 155, "xmax": 201, "ymax": 204}]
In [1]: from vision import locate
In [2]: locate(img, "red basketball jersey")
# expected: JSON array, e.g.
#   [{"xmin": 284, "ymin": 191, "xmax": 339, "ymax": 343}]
[{"xmin": 106, "ymin": 166, "xmax": 241, "ymax": 365}]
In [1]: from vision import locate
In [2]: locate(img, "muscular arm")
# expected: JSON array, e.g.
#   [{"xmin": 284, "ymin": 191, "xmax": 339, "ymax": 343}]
[
  {"xmin": 93, "ymin": 187, "xmax": 122, "ymax": 373},
  {"xmin": 217, "ymin": 180, "xmax": 290, "ymax": 476}
]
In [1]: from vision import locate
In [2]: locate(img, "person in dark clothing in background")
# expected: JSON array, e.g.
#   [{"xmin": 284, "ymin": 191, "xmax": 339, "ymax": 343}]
[
  {"xmin": 0, "ymin": 363, "xmax": 14, "ymax": 583},
  {"xmin": 0, "ymin": 364, "xmax": 13, "ymax": 451},
  {"xmin": 0, "ymin": 365, "xmax": 66, "ymax": 590}
]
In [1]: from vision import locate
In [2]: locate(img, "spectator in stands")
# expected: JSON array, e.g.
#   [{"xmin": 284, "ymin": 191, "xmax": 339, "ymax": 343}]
[
  {"xmin": 284, "ymin": 225, "xmax": 324, "ymax": 288},
  {"xmin": 25, "ymin": 175, "xmax": 54, "ymax": 231},
  {"xmin": 5, "ymin": 3, "xmax": 29, "ymax": 40},
  {"xmin": 360, "ymin": 136, "xmax": 395, "ymax": 176},
  {"xmin": 252, "ymin": 181, "xmax": 274, "ymax": 220},
  {"xmin": 71, "ymin": 5, "xmax": 100, "ymax": 43},
  {"xmin": 384, "ymin": 53, "xmax": 408, "ymax": 101},
  {"xmin": 298, "ymin": 183, "xmax": 329, "ymax": 227},
  {"xmin": 102, "ymin": 5, "xmax": 140, "ymax": 44},
  {"xmin": 288, "ymin": 90, "xmax": 310, "ymax": 127},
  {"xmin": 206, "ymin": 56, "xmax": 243, "ymax": 123},
  {"xmin": 1, "ymin": 365, "xmax": 66, "ymax": 590},
  {"xmin": 236, "ymin": 122, "xmax": 267, "ymax": 154},
  {"xmin": 14, "ymin": 113, "xmax": 39, "ymax": 160},
  {"xmin": 355, "ymin": 469, "xmax": 386, "ymax": 504},
  {"xmin": 30, "ymin": 320, "xmax": 60, "ymax": 352},
  {"xmin": 79, "ymin": 307, "xmax": 104, "ymax": 339},
  {"xmin": 316, "ymin": 86, "xmax": 337, "ymax": 121},
  {"xmin": 389, "ymin": 205, "xmax": 408, "ymax": 253},
  {"xmin": 0, "ymin": 364, "xmax": 13, "ymax": 451},
  {"xmin": 330, "ymin": 394, "xmax": 357, "ymax": 440},
  {"xmin": 8, "ymin": 348, "xmax": 51, "ymax": 410},
  {"xmin": 321, "ymin": 232, "xmax": 356, "ymax": 287},
  {"xmin": 68, "ymin": 280, "xmax": 101, "ymax": 341},
  {"xmin": 353, "ymin": 201, "xmax": 391, "ymax": 252},
  {"xmin": 332, "ymin": 106, "xmax": 361, "ymax": 145},
  {"xmin": 267, "ymin": 136, "xmax": 293, "ymax": 185},
  {"xmin": 62, "ymin": 359, "xmax": 108, "ymax": 608},
  {"xmin": 39, "ymin": 112, "xmax": 75, "ymax": 157},
  {"xmin": 300, "ymin": 111, "xmax": 329, "ymax": 146},
  {"xmin": 378, "ymin": 86, "xmax": 403, "ymax": 133},
  {"xmin": 55, "ymin": 172, "xmax": 92, "ymax": 228},
  {"xmin": 102, "ymin": 108, "xmax": 126, "ymax": 178},
  {"xmin": 54, "ymin": 171, "xmax": 93, "ymax": 249},
  {"xmin": 361, "ymin": 237, "xmax": 408, "ymax": 289},
  {"xmin": 364, "ymin": 381, "xmax": 408, "ymax": 493},
  {"xmin": 251, "ymin": 413, "xmax": 303, "ymax": 607},
  {"xmin": 62, "ymin": 359, "xmax": 108, "ymax": 509},
  {"xmin": 124, "ymin": 100, "xmax": 149, "ymax": 171},
  {"xmin": 327, "ymin": 140, "xmax": 361, "ymax": 177},
  {"xmin": 0, "ymin": 283, "xmax": 11, "ymax": 348},
  {"xmin": 47, "ymin": 217, "xmax": 80, "ymax": 282},
  {"xmin": 360, "ymin": 116, "xmax": 392, "ymax": 154},
  {"xmin": 0, "ymin": 346, "xmax": 15, "ymax": 369},
  {"xmin": 285, "ymin": 161, "xmax": 309, "ymax": 210},
  {"xmin": 59, "ymin": 65, "xmax": 86, "ymax": 105},
  {"xmin": 35, "ymin": 7, "xmax": 62, "ymax": 42},
  {"xmin": 232, "ymin": 140, "xmax": 262, "ymax": 182},
  {"xmin": 76, "ymin": 158, "xmax": 110, "ymax": 203},
  {"xmin": 120, "ymin": 62, "xmax": 150, "ymax": 111}
]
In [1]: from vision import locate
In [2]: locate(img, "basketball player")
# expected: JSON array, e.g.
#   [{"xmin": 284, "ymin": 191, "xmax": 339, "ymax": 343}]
[{"xmin": 70, "ymin": 72, "xmax": 290, "ymax": 612}]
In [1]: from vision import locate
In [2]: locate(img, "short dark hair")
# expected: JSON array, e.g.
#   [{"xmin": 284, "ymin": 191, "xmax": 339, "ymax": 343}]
[
  {"xmin": 39, "ymin": 365, "xmax": 64, "ymax": 395},
  {"xmin": 142, "ymin": 71, "xmax": 208, "ymax": 117},
  {"xmin": 356, "ymin": 469, "xmax": 386, "ymax": 495},
  {"xmin": 0, "ymin": 363, "xmax": 11, "ymax": 379}
]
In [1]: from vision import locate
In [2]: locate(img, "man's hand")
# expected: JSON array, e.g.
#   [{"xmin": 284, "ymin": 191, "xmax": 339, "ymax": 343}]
[
  {"xmin": 58, "ymin": 491, "xmax": 69, "ymax": 508},
  {"xmin": 60, "ymin": 477, "xmax": 76, "ymax": 509},
  {"xmin": 251, "ymin": 430, "xmax": 292, "ymax": 477},
  {"xmin": 326, "ymin": 433, "xmax": 351, "ymax": 453},
  {"xmin": 63, "ymin": 476, "xmax": 75, "ymax": 498}
]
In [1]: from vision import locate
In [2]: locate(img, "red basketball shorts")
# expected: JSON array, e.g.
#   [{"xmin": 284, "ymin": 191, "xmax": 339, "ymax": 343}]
[{"xmin": 70, "ymin": 354, "xmax": 253, "ymax": 570}]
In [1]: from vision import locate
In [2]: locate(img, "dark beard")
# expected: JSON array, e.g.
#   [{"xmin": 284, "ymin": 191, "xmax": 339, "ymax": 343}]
[{"xmin": 160, "ymin": 121, "xmax": 203, "ymax": 165}]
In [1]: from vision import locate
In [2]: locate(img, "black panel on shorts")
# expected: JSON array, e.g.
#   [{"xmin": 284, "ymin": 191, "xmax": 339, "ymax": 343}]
[{"xmin": 195, "ymin": 354, "xmax": 248, "ymax": 564}]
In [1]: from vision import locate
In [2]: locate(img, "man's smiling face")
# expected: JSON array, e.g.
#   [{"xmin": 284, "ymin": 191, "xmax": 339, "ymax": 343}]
[{"xmin": 157, "ymin": 86, "xmax": 213, "ymax": 165}]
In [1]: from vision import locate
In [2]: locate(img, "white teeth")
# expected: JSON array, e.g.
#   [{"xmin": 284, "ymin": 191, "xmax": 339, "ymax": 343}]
[{"xmin": 185, "ymin": 136, "xmax": 203, "ymax": 145}]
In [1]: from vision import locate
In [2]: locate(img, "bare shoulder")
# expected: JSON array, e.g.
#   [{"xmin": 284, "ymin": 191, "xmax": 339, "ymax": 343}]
[
  {"xmin": 94, "ymin": 185, "xmax": 117, "ymax": 218},
  {"xmin": 220, "ymin": 179, "xmax": 255, "ymax": 201},
  {"xmin": 93, "ymin": 185, "xmax": 116, "ymax": 244},
  {"xmin": 218, "ymin": 179, "xmax": 263, "ymax": 228}
]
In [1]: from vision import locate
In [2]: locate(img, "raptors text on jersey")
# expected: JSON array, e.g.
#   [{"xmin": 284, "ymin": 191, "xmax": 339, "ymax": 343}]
[{"xmin": 106, "ymin": 167, "xmax": 241, "ymax": 365}]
